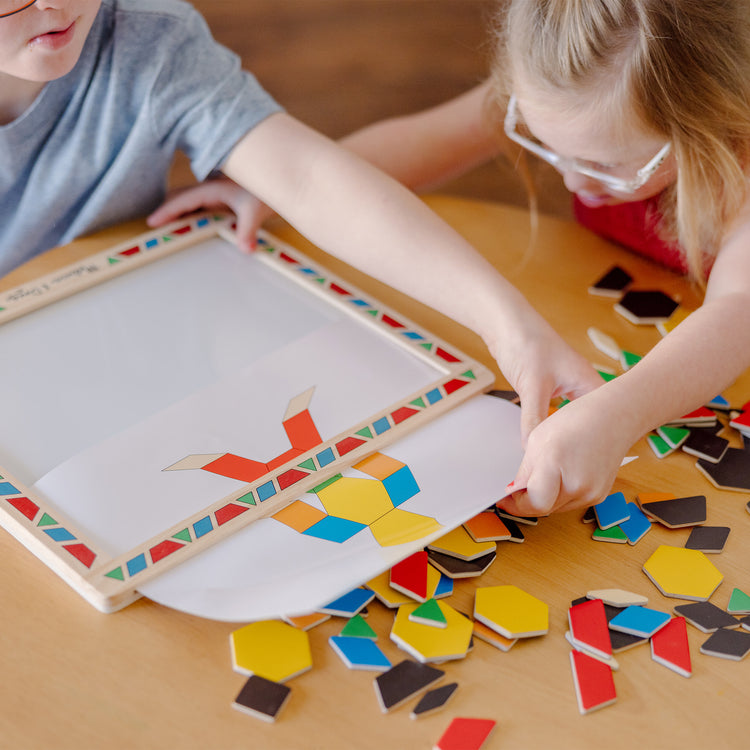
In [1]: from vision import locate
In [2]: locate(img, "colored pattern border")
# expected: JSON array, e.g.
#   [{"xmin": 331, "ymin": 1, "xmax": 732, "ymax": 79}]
[{"xmin": 0, "ymin": 221, "xmax": 493, "ymax": 611}]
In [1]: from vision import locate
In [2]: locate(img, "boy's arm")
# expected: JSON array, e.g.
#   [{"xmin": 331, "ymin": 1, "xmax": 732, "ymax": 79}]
[
  {"xmin": 340, "ymin": 81, "xmax": 503, "ymax": 191},
  {"xmin": 222, "ymin": 112, "xmax": 602, "ymax": 439},
  {"xmin": 503, "ymin": 210, "xmax": 750, "ymax": 515}
]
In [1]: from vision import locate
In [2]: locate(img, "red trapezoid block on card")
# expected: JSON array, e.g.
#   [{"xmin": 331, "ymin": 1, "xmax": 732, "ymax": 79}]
[
  {"xmin": 336, "ymin": 436, "xmax": 367, "ymax": 456},
  {"xmin": 391, "ymin": 406, "xmax": 419, "ymax": 425},
  {"xmin": 204, "ymin": 454, "xmax": 269, "ymax": 483},
  {"xmin": 443, "ymin": 379, "xmax": 469, "ymax": 395},
  {"xmin": 215, "ymin": 504, "xmax": 250, "ymax": 526},
  {"xmin": 149, "ymin": 539, "xmax": 184, "ymax": 564},
  {"xmin": 277, "ymin": 468, "xmax": 309, "ymax": 490},
  {"xmin": 64, "ymin": 543, "xmax": 97, "ymax": 568},
  {"xmin": 7, "ymin": 496, "xmax": 39, "ymax": 521}
]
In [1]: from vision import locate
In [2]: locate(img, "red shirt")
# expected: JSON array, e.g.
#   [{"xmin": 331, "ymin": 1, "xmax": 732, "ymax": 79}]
[{"xmin": 573, "ymin": 195, "xmax": 689, "ymax": 274}]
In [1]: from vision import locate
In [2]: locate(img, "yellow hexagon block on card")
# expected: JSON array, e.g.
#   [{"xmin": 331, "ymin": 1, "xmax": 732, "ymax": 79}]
[
  {"xmin": 317, "ymin": 476, "xmax": 394, "ymax": 525},
  {"xmin": 230, "ymin": 620, "xmax": 312, "ymax": 682},
  {"xmin": 474, "ymin": 585, "xmax": 549, "ymax": 638},
  {"xmin": 390, "ymin": 601, "xmax": 473, "ymax": 663},
  {"xmin": 643, "ymin": 545, "xmax": 723, "ymax": 601}
]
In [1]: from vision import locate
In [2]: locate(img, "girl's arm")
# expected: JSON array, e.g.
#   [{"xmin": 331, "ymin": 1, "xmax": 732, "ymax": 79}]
[
  {"xmin": 222, "ymin": 112, "xmax": 602, "ymax": 441},
  {"xmin": 340, "ymin": 81, "xmax": 503, "ymax": 191},
  {"xmin": 503, "ymin": 207, "xmax": 750, "ymax": 515}
]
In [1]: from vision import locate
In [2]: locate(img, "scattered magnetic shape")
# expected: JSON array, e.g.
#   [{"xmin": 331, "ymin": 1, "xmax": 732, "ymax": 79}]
[
  {"xmin": 696, "ymin": 448, "xmax": 750, "ymax": 492},
  {"xmin": 673, "ymin": 601, "xmax": 739, "ymax": 633},
  {"xmin": 656, "ymin": 425, "xmax": 690, "ymax": 449},
  {"xmin": 474, "ymin": 585, "xmax": 549, "ymax": 639},
  {"xmin": 433, "ymin": 572, "xmax": 454, "ymax": 599},
  {"xmin": 409, "ymin": 682, "xmax": 458, "ymax": 719},
  {"xmin": 564, "ymin": 631, "xmax": 619, "ymax": 671},
  {"xmin": 232, "ymin": 674, "xmax": 292, "ymax": 723},
  {"xmin": 282, "ymin": 612, "xmax": 331, "ymax": 630},
  {"xmin": 684, "ymin": 525, "xmax": 730, "ymax": 554},
  {"xmin": 433, "ymin": 717, "xmax": 496, "ymax": 750},
  {"xmin": 329, "ymin": 635, "xmax": 391, "ymax": 671},
  {"xmin": 427, "ymin": 548, "xmax": 496, "ymax": 579},
  {"xmin": 592, "ymin": 525, "xmax": 628, "ymax": 543},
  {"xmin": 391, "ymin": 601, "xmax": 473, "ymax": 663},
  {"xmin": 366, "ymin": 570, "xmax": 419, "ymax": 608},
  {"xmin": 619, "ymin": 349, "xmax": 642, "ymax": 370},
  {"xmin": 494, "ymin": 508, "xmax": 538, "ymax": 526},
  {"xmin": 569, "ymin": 649, "xmax": 617, "ymax": 715},
  {"xmin": 463, "ymin": 511, "xmax": 511, "ymax": 542},
  {"xmin": 428, "ymin": 525, "xmax": 496, "ymax": 561},
  {"xmin": 587, "ymin": 588, "xmax": 648, "ymax": 608},
  {"xmin": 486, "ymin": 388, "xmax": 520, "ymax": 403},
  {"xmin": 230, "ymin": 621, "xmax": 312, "ymax": 683},
  {"xmin": 587, "ymin": 327, "xmax": 621, "ymax": 360},
  {"xmin": 619, "ymin": 502, "xmax": 651, "ymax": 545},
  {"xmin": 472, "ymin": 619, "xmax": 517, "ymax": 651},
  {"xmin": 665, "ymin": 406, "xmax": 718, "ymax": 427},
  {"xmin": 699, "ymin": 628, "xmax": 750, "ymax": 661},
  {"xmin": 740, "ymin": 615, "xmax": 750, "ymax": 632},
  {"xmin": 319, "ymin": 587, "xmax": 375, "ymax": 617},
  {"xmin": 636, "ymin": 490, "xmax": 676, "ymax": 505},
  {"xmin": 594, "ymin": 492, "xmax": 630, "ymax": 530},
  {"xmin": 609, "ymin": 606, "xmax": 671, "ymax": 638},
  {"xmin": 409, "ymin": 598, "xmax": 448, "ymax": 628},
  {"xmin": 568, "ymin": 598, "xmax": 612, "ymax": 660},
  {"xmin": 727, "ymin": 588, "xmax": 750, "ymax": 615},
  {"xmin": 643, "ymin": 545, "xmax": 723, "ymax": 601},
  {"xmin": 639, "ymin": 495, "xmax": 707, "ymax": 528},
  {"xmin": 373, "ymin": 659, "xmax": 445, "ymax": 713},
  {"xmin": 657, "ymin": 306, "xmax": 691, "ymax": 336},
  {"xmin": 647, "ymin": 434, "xmax": 675, "ymax": 458},
  {"xmin": 609, "ymin": 628, "xmax": 648, "ymax": 653},
  {"xmin": 340, "ymin": 614, "xmax": 378, "ymax": 640},
  {"xmin": 588, "ymin": 265, "xmax": 632, "ymax": 297},
  {"xmin": 729, "ymin": 409, "xmax": 750, "ymax": 436},
  {"xmin": 615, "ymin": 289, "xmax": 679, "ymax": 324},
  {"xmin": 682, "ymin": 430, "xmax": 729, "ymax": 463},
  {"xmin": 494, "ymin": 513, "xmax": 525, "ymax": 542},
  {"xmin": 581, "ymin": 507, "xmax": 596, "ymax": 524},
  {"xmin": 707, "ymin": 394, "xmax": 731, "ymax": 410},
  {"xmin": 390, "ymin": 550, "xmax": 430, "ymax": 602},
  {"xmin": 650, "ymin": 617, "xmax": 692, "ymax": 678}
]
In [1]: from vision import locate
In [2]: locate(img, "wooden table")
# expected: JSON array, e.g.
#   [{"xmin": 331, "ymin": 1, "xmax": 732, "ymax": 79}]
[{"xmin": 1, "ymin": 196, "xmax": 746, "ymax": 749}]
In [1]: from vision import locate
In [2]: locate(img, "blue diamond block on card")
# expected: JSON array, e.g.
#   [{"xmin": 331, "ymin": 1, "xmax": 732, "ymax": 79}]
[
  {"xmin": 594, "ymin": 491, "xmax": 631, "ymax": 530},
  {"xmin": 609, "ymin": 605, "xmax": 671, "ymax": 638},
  {"xmin": 328, "ymin": 635, "xmax": 391, "ymax": 671},
  {"xmin": 319, "ymin": 587, "xmax": 376, "ymax": 617},
  {"xmin": 619, "ymin": 502, "xmax": 651, "ymax": 545},
  {"xmin": 302, "ymin": 516, "xmax": 366, "ymax": 543},
  {"xmin": 383, "ymin": 466, "xmax": 420, "ymax": 507}
]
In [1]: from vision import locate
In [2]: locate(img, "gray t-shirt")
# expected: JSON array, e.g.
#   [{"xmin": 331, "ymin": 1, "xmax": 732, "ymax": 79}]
[{"xmin": 0, "ymin": 0, "xmax": 282, "ymax": 276}]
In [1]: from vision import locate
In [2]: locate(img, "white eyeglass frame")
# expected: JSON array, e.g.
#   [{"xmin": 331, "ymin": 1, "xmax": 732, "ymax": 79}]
[{"xmin": 504, "ymin": 94, "xmax": 671, "ymax": 194}]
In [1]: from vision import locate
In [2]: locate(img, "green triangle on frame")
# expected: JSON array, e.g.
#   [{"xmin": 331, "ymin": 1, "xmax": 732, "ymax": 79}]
[
  {"xmin": 235, "ymin": 490, "xmax": 257, "ymax": 506},
  {"xmin": 173, "ymin": 528, "xmax": 192, "ymax": 543},
  {"xmin": 108, "ymin": 257, "xmax": 120, "ymax": 265},
  {"xmin": 460, "ymin": 369, "xmax": 477, "ymax": 380},
  {"xmin": 105, "ymin": 567, "xmax": 125, "ymax": 581},
  {"xmin": 419, "ymin": 342, "xmax": 434, "ymax": 352},
  {"xmin": 298, "ymin": 458, "xmax": 316, "ymax": 472},
  {"xmin": 366, "ymin": 309, "xmax": 378, "ymax": 317},
  {"xmin": 340, "ymin": 614, "xmax": 378, "ymax": 640},
  {"xmin": 728, "ymin": 587, "xmax": 750, "ymax": 614},
  {"xmin": 409, "ymin": 397, "xmax": 426, "ymax": 409},
  {"xmin": 37, "ymin": 512, "xmax": 58, "ymax": 527},
  {"xmin": 356, "ymin": 426, "xmax": 374, "ymax": 439}
]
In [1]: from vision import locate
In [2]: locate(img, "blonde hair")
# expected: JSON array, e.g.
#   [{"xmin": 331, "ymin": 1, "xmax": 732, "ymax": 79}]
[{"xmin": 489, "ymin": 0, "xmax": 750, "ymax": 283}]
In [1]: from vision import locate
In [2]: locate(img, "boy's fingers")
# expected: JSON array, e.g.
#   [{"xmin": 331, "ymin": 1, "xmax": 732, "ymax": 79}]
[{"xmin": 518, "ymin": 385, "xmax": 550, "ymax": 446}]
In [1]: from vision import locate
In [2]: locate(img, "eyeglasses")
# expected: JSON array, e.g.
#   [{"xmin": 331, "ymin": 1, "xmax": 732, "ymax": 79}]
[
  {"xmin": 0, "ymin": 0, "xmax": 36, "ymax": 19},
  {"xmin": 504, "ymin": 94, "xmax": 671, "ymax": 194}
]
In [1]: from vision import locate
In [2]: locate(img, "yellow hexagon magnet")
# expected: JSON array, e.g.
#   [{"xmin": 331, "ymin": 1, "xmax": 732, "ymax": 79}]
[
  {"xmin": 474, "ymin": 585, "xmax": 549, "ymax": 638},
  {"xmin": 230, "ymin": 620, "xmax": 312, "ymax": 682},
  {"xmin": 643, "ymin": 544, "xmax": 723, "ymax": 601},
  {"xmin": 390, "ymin": 601, "xmax": 473, "ymax": 662}
]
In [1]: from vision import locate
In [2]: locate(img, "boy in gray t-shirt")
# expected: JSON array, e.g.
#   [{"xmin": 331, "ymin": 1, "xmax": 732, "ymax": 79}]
[{"xmin": 0, "ymin": 0, "xmax": 605, "ymax": 510}]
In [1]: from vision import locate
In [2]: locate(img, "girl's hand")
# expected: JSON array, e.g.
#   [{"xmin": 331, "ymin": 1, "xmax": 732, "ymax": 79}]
[
  {"xmin": 147, "ymin": 178, "xmax": 274, "ymax": 252},
  {"xmin": 499, "ymin": 388, "xmax": 632, "ymax": 516}
]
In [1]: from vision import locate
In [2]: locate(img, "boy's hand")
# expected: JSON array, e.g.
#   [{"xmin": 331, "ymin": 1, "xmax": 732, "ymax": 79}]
[{"xmin": 147, "ymin": 178, "xmax": 274, "ymax": 252}]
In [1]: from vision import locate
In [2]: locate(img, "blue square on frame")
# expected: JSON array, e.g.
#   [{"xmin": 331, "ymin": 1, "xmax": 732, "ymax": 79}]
[
  {"xmin": 126, "ymin": 553, "xmax": 148, "ymax": 577},
  {"xmin": 316, "ymin": 447, "xmax": 335, "ymax": 468},
  {"xmin": 426, "ymin": 388, "xmax": 443, "ymax": 405},
  {"xmin": 383, "ymin": 466, "xmax": 420, "ymax": 506},
  {"xmin": 193, "ymin": 516, "xmax": 214, "ymax": 538},
  {"xmin": 257, "ymin": 481, "xmax": 277, "ymax": 502},
  {"xmin": 373, "ymin": 417, "xmax": 391, "ymax": 436},
  {"xmin": 594, "ymin": 491, "xmax": 630, "ymax": 530},
  {"xmin": 303, "ymin": 516, "xmax": 366, "ymax": 543},
  {"xmin": 43, "ymin": 527, "xmax": 76, "ymax": 542},
  {"xmin": 0, "ymin": 481, "xmax": 19, "ymax": 496}
]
